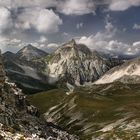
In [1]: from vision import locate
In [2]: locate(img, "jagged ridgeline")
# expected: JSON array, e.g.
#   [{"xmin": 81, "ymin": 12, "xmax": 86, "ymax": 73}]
[
  {"xmin": 3, "ymin": 39, "xmax": 122, "ymax": 93},
  {"xmin": 47, "ymin": 39, "xmax": 112, "ymax": 86}
]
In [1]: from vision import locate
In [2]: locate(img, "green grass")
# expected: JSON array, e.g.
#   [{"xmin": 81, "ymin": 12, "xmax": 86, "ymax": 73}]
[
  {"xmin": 28, "ymin": 89, "xmax": 67, "ymax": 113},
  {"xmin": 28, "ymin": 83, "xmax": 140, "ymax": 139}
]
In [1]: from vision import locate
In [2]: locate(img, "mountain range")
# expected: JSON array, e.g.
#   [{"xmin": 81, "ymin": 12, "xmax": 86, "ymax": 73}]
[
  {"xmin": 0, "ymin": 51, "xmax": 78, "ymax": 139},
  {"xmin": 3, "ymin": 39, "xmax": 123, "ymax": 93},
  {"xmin": 1, "ymin": 39, "xmax": 140, "ymax": 139},
  {"xmin": 3, "ymin": 45, "xmax": 54, "ymax": 93}
]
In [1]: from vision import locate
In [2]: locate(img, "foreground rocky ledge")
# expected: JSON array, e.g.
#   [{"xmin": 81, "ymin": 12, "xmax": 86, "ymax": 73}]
[{"xmin": 0, "ymin": 80, "xmax": 78, "ymax": 140}]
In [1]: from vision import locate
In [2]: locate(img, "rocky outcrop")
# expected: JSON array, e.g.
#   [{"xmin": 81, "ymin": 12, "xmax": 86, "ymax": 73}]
[
  {"xmin": 95, "ymin": 57, "xmax": 140, "ymax": 84},
  {"xmin": 0, "ymin": 81, "xmax": 78, "ymax": 139},
  {"xmin": 47, "ymin": 39, "xmax": 112, "ymax": 86},
  {"xmin": 0, "ymin": 51, "xmax": 78, "ymax": 139}
]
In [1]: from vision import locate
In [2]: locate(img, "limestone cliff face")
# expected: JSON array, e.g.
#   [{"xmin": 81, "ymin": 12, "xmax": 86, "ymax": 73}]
[
  {"xmin": 47, "ymin": 39, "xmax": 111, "ymax": 86},
  {"xmin": 95, "ymin": 57, "xmax": 140, "ymax": 84}
]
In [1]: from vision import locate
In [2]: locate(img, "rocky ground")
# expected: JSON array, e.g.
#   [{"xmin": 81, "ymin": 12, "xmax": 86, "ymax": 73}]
[{"xmin": 0, "ymin": 80, "xmax": 78, "ymax": 140}]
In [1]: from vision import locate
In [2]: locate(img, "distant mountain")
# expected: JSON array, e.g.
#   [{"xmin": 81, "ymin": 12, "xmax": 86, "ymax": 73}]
[
  {"xmin": 16, "ymin": 44, "xmax": 48, "ymax": 61},
  {"xmin": 47, "ymin": 39, "xmax": 113, "ymax": 86},
  {"xmin": 3, "ymin": 45, "xmax": 54, "ymax": 93},
  {"xmin": 95, "ymin": 57, "xmax": 140, "ymax": 84},
  {"xmin": 3, "ymin": 40, "xmax": 123, "ymax": 93},
  {"xmin": 0, "ymin": 52, "xmax": 78, "ymax": 139},
  {"xmin": 98, "ymin": 50, "xmax": 139, "ymax": 61}
]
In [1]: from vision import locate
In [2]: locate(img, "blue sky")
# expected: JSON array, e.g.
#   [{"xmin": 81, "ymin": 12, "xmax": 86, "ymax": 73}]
[{"xmin": 0, "ymin": 0, "xmax": 140, "ymax": 56}]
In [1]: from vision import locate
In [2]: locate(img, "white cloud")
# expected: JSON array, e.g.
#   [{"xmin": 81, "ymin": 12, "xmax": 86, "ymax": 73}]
[
  {"xmin": 0, "ymin": 36, "xmax": 24, "ymax": 52},
  {"xmin": 107, "ymin": 40, "xmax": 130, "ymax": 55},
  {"xmin": 37, "ymin": 43, "xmax": 58, "ymax": 53},
  {"xmin": 77, "ymin": 35, "xmax": 140, "ymax": 56},
  {"xmin": 105, "ymin": 21, "xmax": 113, "ymax": 32},
  {"xmin": 109, "ymin": 0, "xmax": 140, "ymax": 11},
  {"xmin": 0, "ymin": 0, "xmax": 61, "ymax": 9},
  {"xmin": 16, "ymin": 8, "xmax": 63, "ymax": 34},
  {"xmin": 9, "ymin": 38, "xmax": 21, "ymax": 44},
  {"xmin": 63, "ymin": 32, "xmax": 69, "ymax": 36},
  {"xmin": 77, "ymin": 18, "xmax": 139, "ymax": 57},
  {"xmin": 57, "ymin": 0, "xmax": 95, "ymax": 15},
  {"xmin": 133, "ymin": 41, "xmax": 140, "ymax": 46},
  {"xmin": 39, "ymin": 36, "xmax": 48, "ymax": 43},
  {"xmin": 133, "ymin": 24, "xmax": 140, "ymax": 30},
  {"xmin": 0, "ymin": 0, "xmax": 96, "ymax": 16},
  {"xmin": 34, "ymin": 9, "xmax": 62, "ymax": 33},
  {"xmin": 0, "ymin": 5, "xmax": 63, "ymax": 36},
  {"xmin": 0, "ymin": 7, "xmax": 13, "ymax": 33},
  {"xmin": 1, "ymin": 0, "xmax": 140, "ymax": 15},
  {"xmin": 76, "ymin": 22, "xmax": 84, "ymax": 29},
  {"xmin": 77, "ymin": 18, "xmax": 117, "ymax": 50}
]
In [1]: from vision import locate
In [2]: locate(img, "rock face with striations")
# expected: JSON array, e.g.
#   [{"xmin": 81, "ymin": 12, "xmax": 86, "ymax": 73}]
[
  {"xmin": 95, "ymin": 57, "xmax": 140, "ymax": 84},
  {"xmin": 2, "ymin": 45, "xmax": 54, "ymax": 94},
  {"xmin": 3, "ymin": 40, "xmax": 122, "ymax": 92},
  {"xmin": 47, "ymin": 39, "xmax": 112, "ymax": 86},
  {"xmin": 16, "ymin": 44, "xmax": 48, "ymax": 61}
]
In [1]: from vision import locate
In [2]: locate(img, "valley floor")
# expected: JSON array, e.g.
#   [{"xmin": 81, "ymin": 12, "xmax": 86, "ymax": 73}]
[{"xmin": 28, "ymin": 83, "xmax": 140, "ymax": 140}]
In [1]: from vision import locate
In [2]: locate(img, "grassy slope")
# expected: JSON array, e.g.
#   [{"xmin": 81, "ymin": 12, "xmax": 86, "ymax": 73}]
[{"xmin": 28, "ymin": 84, "xmax": 140, "ymax": 140}]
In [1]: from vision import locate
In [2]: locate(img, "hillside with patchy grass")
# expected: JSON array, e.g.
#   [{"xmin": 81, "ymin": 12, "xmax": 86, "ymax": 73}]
[{"xmin": 28, "ymin": 83, "xmax": 140, "ymax": 139}]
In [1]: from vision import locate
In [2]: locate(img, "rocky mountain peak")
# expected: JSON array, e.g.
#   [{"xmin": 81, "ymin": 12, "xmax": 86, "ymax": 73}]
[
  {"xmin": 26, "ymin": 44, "xmax": 34, "ymax": 48},
  {"xmin": 18, "ymin": 44, "xmax": 41, "ymax": 53},
  {"xmin": 47, "ymin": 39, "xmax": 111, "ymax": 86},
  {"xmin": 69, "ymin": 39, "xmax": 76, "ymax": 46},
  {"xmin": 55, "ymin": 39, "xmax": 92, "ymax": 59},
  {"xmin": 62, "ymin": 39, "xmax": 76, "ymax": 48},
  {"xmin": 16, "ymin": 44, "xmax": 48, "ymax": 61},
  {"xmin": 18, "ymin": 44, "xmax": 37, "ymax": 52}
]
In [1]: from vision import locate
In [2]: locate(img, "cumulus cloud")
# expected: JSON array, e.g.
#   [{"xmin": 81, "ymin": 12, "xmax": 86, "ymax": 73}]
[
  {"xmin": 77, "ymin": 18, "xmax": 139, "ymax": 57},
  {"xmin": 0, "ymin": 0, "xmax": 50, "ymax": 8},
  {"xmin": 0, "ymin": 7, "xmax": 13, "ymax": 33},
  {"xmin": 0, "ymin": 5, "xmax": 63, "ymax": 44},
  {"xmin": 78, "ymin": 18, "xmax": 117, "ymax": 45},
  {"xmin": 133, "ymin": 23, "xmax": 140, "ymax": 30},
  {"xmin": 41, "ymin": 43, "xmax": 59, "ymax": 53},
  {"xmin": 109, "ymin": 0, "xmax": 140, "ymax": 11},
  {"xmin": 0, "ymin": 0, "xmax": 96, "ymax": 15},
  {"xmin": 0, "ymin": 36, "xmax": 24, "ymax": 52},
  {"xmin": 133, "ymin": 41, "xmax": 140, "ymax": 46},
  {"xmin": 57, "ymin": 0, "xmax": 95, "ymax": 15},
  {"xmin": 39, "ymin": 36, "xmax": 48, "ymax": 43},
  {"xmin": 0, "ymin": 0, "xmax": 140, "ymax": 55},
  {"xmin": 76, "ymin": 22, "xmax": 84, "ymax": 29},
  {"xmin": 0, "ymin": 0, "xmax": 140, "ymax": 15},
  {"xmin": 16, "ymin": 8, "xmax": 62, "ymax": 34},
  {"xmin": 77, "ymin": 35, "xmax": 140, "ymax": 57}
]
